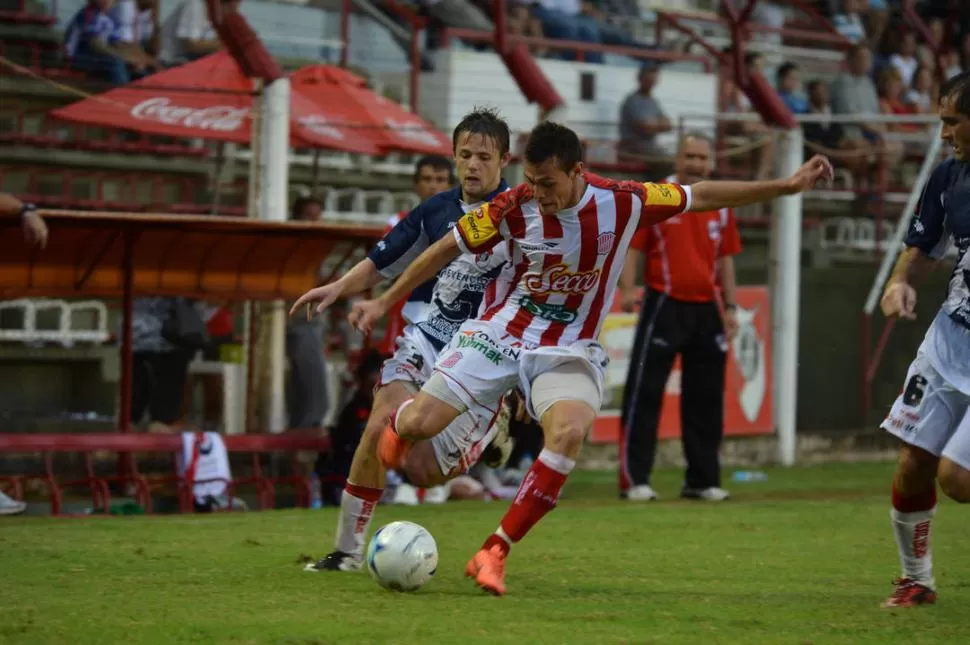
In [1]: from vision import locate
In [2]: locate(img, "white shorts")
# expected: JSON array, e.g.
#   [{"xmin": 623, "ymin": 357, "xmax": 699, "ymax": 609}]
[
  {"xmin": 881, "ymin": 351, "xmax": 970, "ymax": 470},
  {"xmin": 380, "ymin": 325, "xmax": 497, "ymax": 477},
  {"xmin": 428, "ymin": 319, "xmax": 609, "ymax": 421},
  {"xmin": 379, "ymin": 325, "xmax": 438, "ymax": 389}
]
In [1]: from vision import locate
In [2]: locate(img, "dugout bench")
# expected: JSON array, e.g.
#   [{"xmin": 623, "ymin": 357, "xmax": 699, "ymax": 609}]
[{"xmin": 0, "ymin": 432, "xmax": 330, "ymax": 515}]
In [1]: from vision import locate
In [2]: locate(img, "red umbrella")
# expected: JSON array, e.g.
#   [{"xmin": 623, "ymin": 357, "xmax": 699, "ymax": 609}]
[
  {"xmin": 291, "ymin": 65, "xmax": 452, "ymax": 156},
  {"xmin": 49, "ymin": 52, "xmax": 380, "ymax": 154}
]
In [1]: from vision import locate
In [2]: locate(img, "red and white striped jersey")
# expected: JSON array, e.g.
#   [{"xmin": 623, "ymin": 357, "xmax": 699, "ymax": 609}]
[{"xmin": 453, "ymin": 173, "xmax": 691, "ymax": 346}]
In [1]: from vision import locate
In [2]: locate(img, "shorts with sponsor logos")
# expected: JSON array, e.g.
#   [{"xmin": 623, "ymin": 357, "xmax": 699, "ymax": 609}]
[
  {"xmin": 379, "ymin": 325, "xmax": 438, "ymax": 389},
  {"xmin": 881, "ymin": 351, "xmax": 970, "ymax": 471},
  {"xmin": 429, "ymin": 319, "xmax": 610, "ymax": 421},
  {"xmin": 429, "ymin": 404, "xmax": 500, "ymax": 479}
]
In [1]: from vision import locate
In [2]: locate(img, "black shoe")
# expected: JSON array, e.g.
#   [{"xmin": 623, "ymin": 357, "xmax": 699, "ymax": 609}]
[
  {"xmin": 303, "ymin": 550, "xmax": 362, "ymax": 572},
  {"xmin": 481, "ymin": 394, "xmax": 518, "ymax": 468}
]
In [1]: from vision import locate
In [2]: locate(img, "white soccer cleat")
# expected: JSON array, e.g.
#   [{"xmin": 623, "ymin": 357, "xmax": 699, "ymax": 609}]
[
  {"xmin": 681, "ymin": 486, "xmax": 730, "ymax": 502},
  {"xmin": 625, "ymin": 485, "xmax": 659, "ymax": 501},
  {"xmin": 0, "ymin": 491, "xmax": 26, "ymax": 516},
  {"xmin": 390, "ymin": 483, "xmax": 420, "ymax": 506},
  {"xmin": 423, "ymin": 485, "xmax": 449, "ymax": 504}
]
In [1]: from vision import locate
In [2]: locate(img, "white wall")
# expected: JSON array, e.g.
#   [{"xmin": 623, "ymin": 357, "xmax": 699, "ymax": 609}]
[{"xmin": 419, "ymin": 49, "xmax": 717, "ymax": 148}]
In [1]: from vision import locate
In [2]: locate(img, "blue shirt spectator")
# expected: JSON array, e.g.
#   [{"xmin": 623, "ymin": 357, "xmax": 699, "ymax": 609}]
[
  {"xmin": 776, "ymin": 62, "xmax": 809, "ymax": 114},
  {"xmin": 64, "ymin": 0, "xmax": 130, "ymax": 84}
]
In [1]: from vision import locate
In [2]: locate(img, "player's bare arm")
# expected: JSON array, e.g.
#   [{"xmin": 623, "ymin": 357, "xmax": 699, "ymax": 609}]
[
  {"xmin": 350, "ymin": 233, "xmax": 462, "ymax": 333},
  {"xmin": 880, "ymin": 247, "xmax": 937, "ymax": 320},
  {"xmin": 289, "ymin": 257, "xmax": 382, "ymax": 318},
  {"xmin": 1, "ymin": 191, "xmax": 47, "ymax": 248},
  {"xmin": 618, "ymin": 248, "xmax": 641, "ymax": 313},
  {"xmin": 688, "ymin": 154, "xmax": 833, "ymax": 212}
]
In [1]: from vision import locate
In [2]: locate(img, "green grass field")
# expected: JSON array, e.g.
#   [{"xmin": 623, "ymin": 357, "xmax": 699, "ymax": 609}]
[{"xmin": 2, "ymin": 462, "xmax": 968, "ymax": 645}]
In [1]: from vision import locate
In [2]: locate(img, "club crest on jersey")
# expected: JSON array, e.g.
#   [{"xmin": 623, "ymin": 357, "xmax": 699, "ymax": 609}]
[
  {"xmin": 439, "ymin": 351, "xmax": 463, "ymax": 369},
  {"xmin": 524, "ymin": 263, "xmax": 600, "ymax": 295},
  {"xmin": 596, "ymin": 232, "xmax": 615, "ymax": 255}
]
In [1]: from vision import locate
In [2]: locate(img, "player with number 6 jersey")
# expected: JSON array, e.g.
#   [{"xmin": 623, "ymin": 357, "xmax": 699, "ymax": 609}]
[
  {"xmin": 877, "ymin": 71, "xmax": 970, "ymax": 609},
  {"xmin": 349, "ymin": 121, "xmax": 833, "ymax": 596}
]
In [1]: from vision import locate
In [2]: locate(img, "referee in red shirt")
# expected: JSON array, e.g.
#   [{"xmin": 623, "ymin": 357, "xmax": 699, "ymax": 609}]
[{"xmin": 618, "ymin": 133, "xmax": 740, "ymax": 502}]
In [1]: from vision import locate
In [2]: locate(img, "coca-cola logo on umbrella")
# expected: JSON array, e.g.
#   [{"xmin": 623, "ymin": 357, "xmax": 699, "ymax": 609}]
[
  {"xmin": 131, "ymin": 97, "xmax": 249, "ymax": 132},
  {"xmin": 296, "ymin": 115, "xmax": 345, "ymax": 141}
]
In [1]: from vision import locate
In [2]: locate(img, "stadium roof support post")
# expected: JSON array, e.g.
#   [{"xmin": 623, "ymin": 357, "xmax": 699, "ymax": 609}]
[
  {"xmin": 260, "ymin": 77, "xmax": 292, "ymax": 434},
  {"xmin": 722, "ymin": 0, "xmax": 801, "ymax": 465}
]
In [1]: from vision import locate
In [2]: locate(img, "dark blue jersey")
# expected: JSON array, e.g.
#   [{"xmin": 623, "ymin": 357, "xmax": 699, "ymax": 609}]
[
  {"xmin": 905, "ymin": 158, "xmax": 970, "ymax": 329},
  {"xmin": 367, "ymin": 181, "xmax": 510, "ymax": 346}
]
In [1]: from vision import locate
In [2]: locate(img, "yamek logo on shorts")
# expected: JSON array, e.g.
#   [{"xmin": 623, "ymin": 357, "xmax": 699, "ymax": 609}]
[{"xmin": 525, "ymin": 263, "xmax": 600, "ymax": 295}]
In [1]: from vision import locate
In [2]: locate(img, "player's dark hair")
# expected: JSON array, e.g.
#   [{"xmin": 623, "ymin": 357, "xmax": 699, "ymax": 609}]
[
  {"xmin": 523, "ymin": 121, "xmax": 583, "ymax": 172},
  {"xmin": 940, "ymin": 71, "xmax": 970, "ymax": 116},
  {"xmin": 413, "ymin": 154, "xmax": 455, "ymax": 185},
  {"xmin": 452, "ymin": 107, "xmax": 510, "ymax": 156}
]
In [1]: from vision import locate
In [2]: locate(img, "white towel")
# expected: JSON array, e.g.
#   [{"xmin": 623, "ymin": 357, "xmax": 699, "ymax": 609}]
[{"xmin": 177, "ymin": 432, "xmax": 231, "ymax": 503}]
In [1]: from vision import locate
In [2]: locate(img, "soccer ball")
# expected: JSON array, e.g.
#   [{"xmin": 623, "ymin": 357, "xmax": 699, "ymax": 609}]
[{"xmin": 365, "ymin": 521, "xmax": 438, "ymax": 592}]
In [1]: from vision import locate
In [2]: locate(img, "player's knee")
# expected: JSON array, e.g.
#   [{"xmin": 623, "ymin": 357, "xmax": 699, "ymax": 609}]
[
  {"xmin": 937, "ymin": 459, "xmax": 970, "ymax": 503},
  {"xmin": 542, "ymin": 402, "xmax": 594, "ymax": 454},
  {"xmin": 397, "ymin": 383, "xmax": 463, "ymax": 440}
]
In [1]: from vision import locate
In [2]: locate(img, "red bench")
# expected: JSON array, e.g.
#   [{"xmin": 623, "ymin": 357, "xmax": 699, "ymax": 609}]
[{"xmin": 0, "ymin": 432, "xmax": 330, "ymax": 516}]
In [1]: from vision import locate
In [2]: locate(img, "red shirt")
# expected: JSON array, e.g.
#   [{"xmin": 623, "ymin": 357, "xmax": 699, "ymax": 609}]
[{"xmin": 632, "ymin": 202, "xmax": 741, "ymax": 303}]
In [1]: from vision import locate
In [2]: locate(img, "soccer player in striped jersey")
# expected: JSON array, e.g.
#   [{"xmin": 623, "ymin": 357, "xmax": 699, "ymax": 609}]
[
  {"xmin": 291, "ymin": 108, "xmax": 523, "ymax": 573},
  {"xmin": 351, "ymin": 121, "xmax": 833, "ymax": 595}
]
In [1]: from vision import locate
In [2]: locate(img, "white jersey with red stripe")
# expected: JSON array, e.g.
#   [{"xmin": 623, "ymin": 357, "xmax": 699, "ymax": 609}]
[{"xmin": 453, "ymin": 173, "xmax": 692, "ymax": 346}]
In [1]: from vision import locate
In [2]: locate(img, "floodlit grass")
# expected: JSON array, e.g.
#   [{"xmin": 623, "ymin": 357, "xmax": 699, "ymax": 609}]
[{"xmin": 2, "ymin": 462, "xmax": 967, "ymax": 645}]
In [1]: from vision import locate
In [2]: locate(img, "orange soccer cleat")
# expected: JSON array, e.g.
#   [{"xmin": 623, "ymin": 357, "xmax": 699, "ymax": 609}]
[
  {"xmin": 377, "ymin": 426, "xmax": 412, "ymax": 470},
  {"xmin": 464, "ymin": 545, "xmax": 507, "ymax": 596},
  {"xmin": 881, "ymin": 578, "xmax": 937, "ymax": 608}
]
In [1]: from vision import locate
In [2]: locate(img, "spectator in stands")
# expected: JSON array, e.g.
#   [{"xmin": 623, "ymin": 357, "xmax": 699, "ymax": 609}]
[
  {"xmin": 161, "ymin": 0, "xmax": 235, "ymax": 65},
  {"xmin": 832, "ymin": 0, "xmax": 868, "ymax": 44},
  {"xmin": 750, "ymin": 1, "xmax": 785, "ymax": 47},
  {"xmin": 618, "ymin": 62, "xmax": 672, "ymax": 165},
  {"xmin": 803, "ymin": 79, "xmax": 868, "ymax": 188},
  {"xmin": 1, "ymin": 192, "xmax": 47, "ymax": 249},
  {"xmin": 831, "ymin": 44, "xmax": 902, "ymax": 170},
  {"xmin": 506, "ymin": 2, "xmax": 546, "ymax": 57},
  {"xmin": 580, "ymin": 0, "xmax": 654, "ymax": 52},
  {"xmin": 889, "ymin": 30, "xmax": 919, "ymax": 88},
  {"xmin": 109, "ymin": 0, "xmax": 162, "ymax": 71},
  {"xmin": 777, "ymin": 62, "xmax": 809, "ymax": 114},
  {"xmin": 64, "ymin": 0, "xmax": 133, "ymax": 84},
  {"xmin": 287, "ymin": 195, "xmax": 329, "ymax": 431},
  {"xmin": 877, "ymin": 67, "xmax": 915, "ymax": 124},
  {"xmin": 905, "ymin": 64, "xmax": 938, "ymax": 114},
  {"xmin": 532, "ymin": 0, "xmax": 603, "ymax": 63},
  {"xmin": 721, "ymin": 51, "xmax": 775, "ymax": 182},
  {"xmin": 110, "ymin": 0, "xmax": 162, "ymax": 76}
]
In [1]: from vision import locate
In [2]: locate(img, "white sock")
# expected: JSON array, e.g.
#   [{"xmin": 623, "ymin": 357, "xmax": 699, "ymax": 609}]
[
  {"xmin": 334, "ymin": 486, "xmax": 381, "ymax": 556},
  {"xmin": 891, "ymin": 505, "xmax": 936, "ymax": 588}
]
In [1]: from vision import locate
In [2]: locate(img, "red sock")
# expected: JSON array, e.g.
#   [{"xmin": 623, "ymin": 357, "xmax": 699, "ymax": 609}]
[
  {"xmin": 483, "ymin": 450, "xmax": 574, "ymax": 556},
  {"xmin": 892, "ymin": 483, "xmax": 936, "ymax": 512}
]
